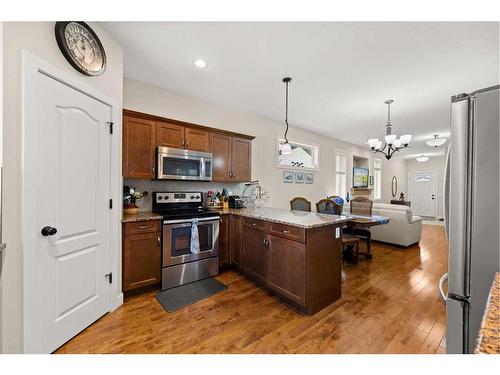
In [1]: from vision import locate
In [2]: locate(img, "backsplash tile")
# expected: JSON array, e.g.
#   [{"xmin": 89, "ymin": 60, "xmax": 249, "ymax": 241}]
[{"xmin": 123, "ymin": 179, "xmax": 246, "ymax": 211}]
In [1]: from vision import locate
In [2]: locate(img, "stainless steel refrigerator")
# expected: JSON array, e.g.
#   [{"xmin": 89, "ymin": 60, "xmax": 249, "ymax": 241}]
[{"xmin": 441, "ymin": 85, "xmax": 499, "ymax": 354}]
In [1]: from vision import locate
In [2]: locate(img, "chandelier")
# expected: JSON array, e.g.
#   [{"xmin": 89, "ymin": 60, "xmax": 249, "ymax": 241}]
[{"xmin": 367, "ymin": 100, "xmax": 412, "ymax": 160}]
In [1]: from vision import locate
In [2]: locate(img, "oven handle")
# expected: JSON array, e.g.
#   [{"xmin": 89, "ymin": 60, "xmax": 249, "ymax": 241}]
[{"xmin": 163, "ymin": 216, "xmax": 220, "ymax": 225}]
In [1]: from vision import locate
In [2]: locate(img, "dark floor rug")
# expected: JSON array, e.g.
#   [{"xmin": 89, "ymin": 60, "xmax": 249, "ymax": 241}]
[{"xmin": 155, "ymin": 278, "xmax": 228, "ymax": 312}]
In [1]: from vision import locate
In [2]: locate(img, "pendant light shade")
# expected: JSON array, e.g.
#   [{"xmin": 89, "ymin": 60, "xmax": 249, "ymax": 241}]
[
  {"xmin": 281, "ymin": 77, "xmax": 292, "ymax": 155},
  {"xmin": 416, "ymin": 154, "xmax": 429, "ymax": 163},
  {"xmin": 426, "ymin": 134, "xmax": 447, "ymax": 148}
]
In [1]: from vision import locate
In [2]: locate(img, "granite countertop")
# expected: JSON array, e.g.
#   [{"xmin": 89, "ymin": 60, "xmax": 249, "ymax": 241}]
[
  {"xmin": 476, "ymin": 273, "xmax": 500, "ymax": 354},
  {"xmin": 209, "ymin": 206, "xmax": 348, "ymax": 229},
  {"xmin": 122, "ymin": 211, "xmax": 163, "ymax": 223}
]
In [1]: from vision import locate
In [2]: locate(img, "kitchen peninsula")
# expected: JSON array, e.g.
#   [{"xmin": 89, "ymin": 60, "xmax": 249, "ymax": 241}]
[{"xmin": 123, "ymin": 206, "xmax": 348, "ymax": 315}]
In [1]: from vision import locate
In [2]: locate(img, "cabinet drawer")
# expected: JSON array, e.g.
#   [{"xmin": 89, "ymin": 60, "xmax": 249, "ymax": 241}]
[
  {"xmin": 242, "ymin": 217, "xmax": 266, "ymax": 231},
  {"xmin": 267, "ymin": 222, "xmax": 306, "ymax": 243},
  {"xmin": 124, "ymin": 220, "xmax": 161, "ymax": 235}
]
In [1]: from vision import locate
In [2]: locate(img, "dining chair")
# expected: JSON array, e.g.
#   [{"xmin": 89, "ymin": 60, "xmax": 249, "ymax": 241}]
[
  {"xmin": 290, "ymin": 197, "xmax": 311, "ymax": 212},
  {"xmin": 315, "ymin": 198, "xmax": 337, "ymax": 214},
  {"xmin": 349, "ymin": 196, "xmax": 373, "ymax": 255}
]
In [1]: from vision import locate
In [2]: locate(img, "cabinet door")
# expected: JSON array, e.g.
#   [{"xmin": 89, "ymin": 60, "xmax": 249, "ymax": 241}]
[
  {"xmin": 219, "ymin": 215, "xmax": 231, "ymax": 267},
  {"xmin": 122, "ymin": 116, "xmax": 156, "ymax": 178},
  {"xmin": 185, "ymin": 127, "xmax": 210, "ymax": 152},
  {"xmin": 231, "ymin": 137, "xmax": 252, "ymax": 182},
  {"xmin": 267, "ymin": 235, "xmax": 306, "ymax": 305},
  {"xmin": 157, "ymin": 121, "xmax": 185, "ymax": 149},
  {"xmin": 210, "ymin": 133, "xmax": 232, "ymax": 181},
  {"xmin": 242, "ymin": 227, "xmax": 267, "ymax": 285},
  {"xmin": 231, "ymin": 215, "xmax": 243, "ymax": 269},
  {"xmin": 123, "ymin": 232, "xmax": 161, "ymax": 291}
]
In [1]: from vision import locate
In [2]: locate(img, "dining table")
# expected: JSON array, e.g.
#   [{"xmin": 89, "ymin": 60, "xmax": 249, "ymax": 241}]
[{"xmin": 343, "ymin": 214, "xmax": 390, "ymax": 263}]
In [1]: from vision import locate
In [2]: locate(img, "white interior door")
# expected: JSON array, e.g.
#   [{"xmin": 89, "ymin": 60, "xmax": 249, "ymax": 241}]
[
  {"xmin": 24, "ymin": 67, "xmax": 112, "ymax": 353},
  {"xmin": 408, "ymin": 172, "xmax": 437, "ymax": 217}
]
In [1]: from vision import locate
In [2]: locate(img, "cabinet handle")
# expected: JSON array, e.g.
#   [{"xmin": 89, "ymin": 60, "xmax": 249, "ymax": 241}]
[
  {"xmin": 185, "ymin": 139, "xmax": 189, "ymax": 147},
  {"xmin": 157, "ymin": 236, "xmax": 161, "ymax": 246},
  {"xmin": 263, "ymin": 238, "xmax": 269, "ymax": 248},
  {"xmin": 152, "ymin": 166, "xmax": 155, "ymax": 176},
  {"xmin": 138, "ymin": 225, "xmax": 150, "ymax": 230},
  {"xmin": 182, "ymin": 139, "xmax": 185, "ymax": 147},
  {"xmin": 252, "ymin": 223, "xmax": 257, "ymax": 226},
  {"xmin": 282, "ymin": 230, "xmax": 290, "ymax": 234}
]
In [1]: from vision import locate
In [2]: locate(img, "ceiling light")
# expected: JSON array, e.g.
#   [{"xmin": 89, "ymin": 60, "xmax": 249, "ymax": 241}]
[
  {"xmin": 426, "ymin": 134, "xmax": 447, "ymax": 148},
  {"xmin": 416, "ymin": 154, "xmax": 429, "ymax": 163},
  {"xmin": 193, "ymin": 59, "xmax": 207, "ymax": 68},
  {"xmin": 366, "ymin": 99, "xmax": 412, "ymax": 160}
]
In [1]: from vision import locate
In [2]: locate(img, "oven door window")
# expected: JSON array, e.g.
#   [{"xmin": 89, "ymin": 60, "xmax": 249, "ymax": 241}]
[
  {"xmin": 197, "ymin": 222, "xmax": 214, "ymax": 252},
  {"xmin": 170, "ymin": 226, "xmax": 192, "ymax": 257},
  {"xmin": 162, "ymin": 157, "xmax": 201, "ymax": 177}
]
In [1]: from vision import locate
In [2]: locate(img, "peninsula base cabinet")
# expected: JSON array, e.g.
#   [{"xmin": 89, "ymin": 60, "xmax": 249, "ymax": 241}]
[{"xmin": 239, "ymin": 217, "xmax": 342, "ymax": 315}]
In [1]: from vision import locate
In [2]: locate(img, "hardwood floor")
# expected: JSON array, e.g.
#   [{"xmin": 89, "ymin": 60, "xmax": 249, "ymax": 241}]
[{"xmin": 55, "ymin": 224, "xmax": 447, "ymax": 354}]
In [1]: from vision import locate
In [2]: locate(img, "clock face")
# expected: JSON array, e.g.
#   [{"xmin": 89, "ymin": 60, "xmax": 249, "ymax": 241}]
[{"xmin": 55, "ymin": 22, "xmax": 106, "ymax": 76}]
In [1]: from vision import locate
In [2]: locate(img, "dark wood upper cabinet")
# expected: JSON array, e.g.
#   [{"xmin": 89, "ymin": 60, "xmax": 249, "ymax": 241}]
[
  {"xmin": 242, "ymin": 227, "xmax": 268, "ymax": 285},
  {"xmin": 122, "ymin": 229, "xmax": 161, "ymax": 292},
  {"xmin": 157, "ymin": 121, "xmax": 185, "ymax": 149},
  {"xmin": 122, "ymin": 115, "xmax": 156, "ymax": 178},
  {"xmin": 219, "ymin": 215, "xmax": 231, "ymax": 267},
  {"xmin": 210, "ymin": 133, "xmax": 232, "ymax": 181},
  {"xmin": 231, "ymin": 137, "xmax": 252, "ymax": 182},
  {"xmin": 231, "ymin": 215, "xmax": 243, "ymax": 269},
  {"xmin": 267, "ymin": 235, "xmax": 306, "ymax": 305},
  {"xmin": 185, "ymin": 128, "xmax": 210, "ymax": 152}
]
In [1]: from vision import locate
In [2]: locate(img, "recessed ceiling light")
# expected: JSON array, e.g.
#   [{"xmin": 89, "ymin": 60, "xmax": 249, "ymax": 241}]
[{"xmin": 193, "ymin": 59, "xmax": 207, "ymax": 68}]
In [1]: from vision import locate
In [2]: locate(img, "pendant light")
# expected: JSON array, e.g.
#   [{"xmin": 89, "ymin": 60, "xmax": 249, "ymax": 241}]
[
  {"xmin": 425, "ymin": 134, "xmax": 447, "ymax": 148},
  {"xmin": 367, "ymin": 99, "xmax": 412, "ymax": 160},
  {"xmin": 416, "ymin": 154, "xmax": 429, "ymax": 163},
  {"xmin": 281, "ymin": 77, "xmax": 292, "ymax": 155}
]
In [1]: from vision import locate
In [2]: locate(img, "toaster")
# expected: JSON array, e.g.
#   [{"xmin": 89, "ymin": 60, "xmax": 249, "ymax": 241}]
[{"xmin": 228, "ymin": 195, "xmax": 245, "ymax": 209}]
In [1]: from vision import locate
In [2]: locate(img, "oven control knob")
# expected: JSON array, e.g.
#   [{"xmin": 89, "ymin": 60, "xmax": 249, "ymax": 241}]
[
  {"xmin": 164, "ymin": 196, "xmax": 169, "ymax": 200},
  {"xmin": 196, "ymin": 195, "xmax": 200, "ymax": 199},
  {"xmin": 158, "ymin": 196, "xmax": 163, "ymax": 200},
  {"xmin": 190, "ymin": 195, "xmax": 195, "ymax": 199}
]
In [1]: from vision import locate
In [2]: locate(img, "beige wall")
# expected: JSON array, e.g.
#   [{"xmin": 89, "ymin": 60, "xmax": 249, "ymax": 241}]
[
  {"xmin": 1, "ymin": 22, "xmax": 123, "ymax": 353},
  {"xmin": 124, "ymin": 78, "xmax": 406, "ymax": 210},
  {"xmin": 380, "ymin": 157, "xmax": 407, "ymax": 203},
  {"xmin": 406, "ymin": 155, "xmax": 446, "ymax": 218}
]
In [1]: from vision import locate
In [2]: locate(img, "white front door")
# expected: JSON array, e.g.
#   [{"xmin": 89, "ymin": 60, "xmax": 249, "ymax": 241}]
[
  {"xmin": 408, "ymin": 172, "xmax": 437, "ymax": 217},
  {"xmin": 24, "ymin": 67, "xmax": 112, "ymax": 353}
]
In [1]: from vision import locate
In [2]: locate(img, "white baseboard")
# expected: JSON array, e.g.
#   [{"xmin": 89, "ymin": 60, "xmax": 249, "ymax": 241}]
[{"xmin": 109, "ymin": 293, "xmax": 124, "ymax": 312}]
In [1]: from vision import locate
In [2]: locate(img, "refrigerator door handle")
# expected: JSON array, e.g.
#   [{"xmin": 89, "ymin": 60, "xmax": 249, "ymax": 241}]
[
  {"xmin": 443, "ymin": 145, "xmax": 451, "ymax": 240},
  {"xmin": 439, "ymin": 272, "xmax": 448, "ymax": 304}
]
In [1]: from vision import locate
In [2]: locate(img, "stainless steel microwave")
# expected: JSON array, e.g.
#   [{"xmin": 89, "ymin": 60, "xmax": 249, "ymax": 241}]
[{"xmin": 156, "ymin": 147, "xmax": 213, "ymax": 181}]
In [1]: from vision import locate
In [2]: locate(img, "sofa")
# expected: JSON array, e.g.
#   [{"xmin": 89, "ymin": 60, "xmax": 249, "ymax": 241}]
[{"xmin": 344, "ymin": 202, "xmax": 422, "ymax": 247}]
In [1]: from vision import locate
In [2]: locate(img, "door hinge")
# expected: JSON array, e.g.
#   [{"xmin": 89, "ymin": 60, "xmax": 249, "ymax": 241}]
[
  {"xmin": 109, "ymin": 199, "xmax": 113, "ymax": 209},
  {"xmin": 105, "ymin": 273, "xmax": 113, "ymax": 284},
  {"xmin": 107, "ymin": 121, "xmax": 114, "ymax": 134}
]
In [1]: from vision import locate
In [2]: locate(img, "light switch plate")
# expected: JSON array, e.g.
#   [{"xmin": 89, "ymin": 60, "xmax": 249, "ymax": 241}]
[{"xmin": 335, "ymin": 227, "xmax": 340, "ymax": 239}]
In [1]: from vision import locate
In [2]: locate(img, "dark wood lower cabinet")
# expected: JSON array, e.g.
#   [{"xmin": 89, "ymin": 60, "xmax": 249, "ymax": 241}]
[
  {"xmin": 267, "ymin": 235, "xmax": 306, "ymax": 305},
  {"xmin": 242, "ymin": 227, "xmax": 268, "ymax": 285},
  {"xmin": 219, "ymin": 215, "xmax": 231, "ymax": 267},
  {"xmin": 123, "ymin": 230, "xmax": 161, "ymax": 291},
  {"xmin": 230, "ymin": 215, "xmax": 243, "ymax": 269}
]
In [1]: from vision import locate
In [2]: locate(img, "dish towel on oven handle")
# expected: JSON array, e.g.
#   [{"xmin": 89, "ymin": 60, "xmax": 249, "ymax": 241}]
[{"xmin": 190, "ymin": 218, "xmax": 200, "ymax": 254}]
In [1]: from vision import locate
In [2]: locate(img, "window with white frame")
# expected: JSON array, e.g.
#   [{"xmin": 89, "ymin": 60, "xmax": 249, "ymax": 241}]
[
  {"xmin": 374, "ymin": 158, "xmax": 382, "ymax": 200},
  {"xmin": 335, "ymin": 151, "xmax": 347, "ymax": 199}
]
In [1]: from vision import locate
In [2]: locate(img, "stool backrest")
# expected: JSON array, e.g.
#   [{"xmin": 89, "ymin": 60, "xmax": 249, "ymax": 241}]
[
  {"xmin": 290, "ymin": 197, "xmax": 311, "ymax": 212},
  {"xmin": 350, "ymin": 196, "xmax": 373, "ymax": 216}
]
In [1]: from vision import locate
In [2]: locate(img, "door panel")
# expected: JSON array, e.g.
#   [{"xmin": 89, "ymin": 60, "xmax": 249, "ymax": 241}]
[
  {"xmin": 242, "ymin": 228, "xmax": 267, "ymax": 284},
  {"xmin": 210, "ymin": 133, "xmax": 232, "ymax": 181},
  {"xmin": 446, "ymin": 297, "xmax": 466, "ymax": 353},
  {"xmin": 185, "ymin": 127, "xmax": 209, "ymax": 152},
  {"xmin": 27, "ymin": 70, "xmax": 111, "ymax": 353},
  {"xmin": 231, "ymin": 137, "xmax": 252, "ymax": 181},
  {"xmin": 123, "ymin": 116, "xmax": 156, "ymax": 178},
  {"xmin": 123, "ymin": 232, "xmax": 161, "ymax": 291},
  {"xmin": 267, "ymin": 235, "xmax": 306, "ymax": 305},
  {"xmin": 408, "ymin": 172, "xmax": 436, "ymax": 217},
  {"xmin": 157, "ymin": 121, "xmax": 184, "ymax": 148}
]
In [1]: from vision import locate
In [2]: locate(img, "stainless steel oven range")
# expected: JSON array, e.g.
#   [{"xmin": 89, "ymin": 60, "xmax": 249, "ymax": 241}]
[{"xmin": 153, "ymin": 191, "xmax": 220, "ymax": 290}]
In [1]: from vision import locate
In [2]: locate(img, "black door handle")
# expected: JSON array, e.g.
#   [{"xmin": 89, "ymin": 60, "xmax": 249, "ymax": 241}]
[{"xmin": 41, "ymin": 226, "xmax": 57, "ymax": 236}]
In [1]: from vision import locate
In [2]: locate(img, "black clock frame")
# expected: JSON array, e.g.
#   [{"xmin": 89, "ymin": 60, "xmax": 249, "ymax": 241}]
[{"xmin": 54, "ymin": 21, "xmax": 107, "ymax": 77}]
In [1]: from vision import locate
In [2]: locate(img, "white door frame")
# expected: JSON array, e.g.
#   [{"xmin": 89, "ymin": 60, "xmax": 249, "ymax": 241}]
[
  {"xmin": 407, "ymin": 170, "xmax": 438, "ymax": 218},
  {"xmin": 21, "ymin": 51, "xmax": 123, "ymax": 352}
]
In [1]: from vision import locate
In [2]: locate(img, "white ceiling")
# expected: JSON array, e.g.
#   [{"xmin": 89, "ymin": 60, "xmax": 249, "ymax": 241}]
[{"xmin": 102, "ymin": 22, "xmax": 499, "ymax": 159}]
